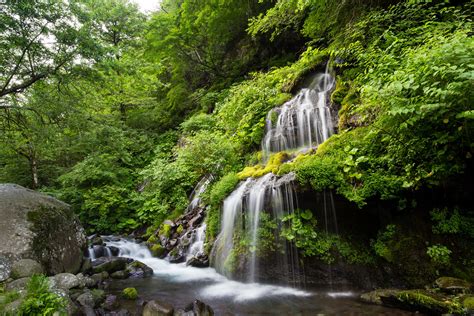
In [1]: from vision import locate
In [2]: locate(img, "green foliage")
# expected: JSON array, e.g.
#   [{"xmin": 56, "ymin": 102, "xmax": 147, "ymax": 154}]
[
  {"xmin": 431, "ymin": 208, "xmax": 474, "ymax": 238},
  {"xmin": 216, "ymin": 47, "xmax": 327, "ymax": 148},
  {"xmin": 427, "ymin": 244, "xmax": 452, "ymax": 266},
  {"xmin": 122, "ymin": 287, "xmax": 138, "ymax": 300},
  {"xmin": 282, "ymin": 210, "xmax": 333, "ymax": 262},
  {"xmin": 237, "ymin": 152, "xmax": 290, "ymax": 179},
  {"xmin": 19, "ymin": 274, "xmax": 67, "ymax": 315},
  {"xmin": 372, "ymin": 225, "xmax": 397, "ymax": 262},
  {"xmin": 205, "ymin": 173, "xmax": 239, "ymax": 241}
]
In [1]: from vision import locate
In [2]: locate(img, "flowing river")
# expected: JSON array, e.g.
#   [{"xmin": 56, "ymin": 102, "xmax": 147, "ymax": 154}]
[{"xmin": 102, "ymin": 238, "xmax": 415, "ymax": 315}]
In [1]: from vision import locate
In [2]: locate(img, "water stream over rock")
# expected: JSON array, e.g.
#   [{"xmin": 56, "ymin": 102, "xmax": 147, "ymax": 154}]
[
  {"xmin": 262, "ymin": 66, "xmax": 335, "ymax": 158},
  {"xmin": 211, "ymin": 173, "xmax": 303, "ymax": 285}
]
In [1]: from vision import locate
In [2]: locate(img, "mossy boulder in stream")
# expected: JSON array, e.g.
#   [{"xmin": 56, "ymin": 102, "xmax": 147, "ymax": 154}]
[{"xmin": 0, "ymin": 184, "xmax": 86, "ymax": 276}]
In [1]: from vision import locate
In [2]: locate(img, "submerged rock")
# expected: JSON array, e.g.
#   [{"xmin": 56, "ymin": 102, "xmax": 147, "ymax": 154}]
[
  {"xmin": 126, "ymin": 260, "xmax": 153, "ymax": 278},
  {"xmin": 435, "ymin": 277, "xmax": 472, "ymax": 294},
  {"xmin": 0, "ymin": 184, "xmax": 86, "ymax": 275},
  {"xmin": 184, "ymin": 300, "xmax": 214, "ymax": 316},
  {"xmin": 142, "ymin": 299, "xmax": 174, "ymax": 316},
  {"xmin": 91, "ymin": 257, "xmax": 133, "ymax": 274}
]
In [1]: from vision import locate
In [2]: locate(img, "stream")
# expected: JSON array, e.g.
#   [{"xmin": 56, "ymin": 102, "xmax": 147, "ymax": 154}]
[{"xmin": 103, "ymin": 238, "xmax": 415, "ymax": 315}]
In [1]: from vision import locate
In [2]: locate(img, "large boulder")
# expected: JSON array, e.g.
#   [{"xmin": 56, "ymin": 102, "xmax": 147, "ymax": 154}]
[
  {"xmin": 10, "ymin": 258, "xmax": 43, "ymax": 279},
  {"xmin": 0, "ymin": 184, "xmax": 86, "ymax": 275}
]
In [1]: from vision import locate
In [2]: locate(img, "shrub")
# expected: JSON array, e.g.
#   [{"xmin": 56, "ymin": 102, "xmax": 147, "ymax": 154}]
[{"xmin": 19, "ymin": 274, "xmax": 66, "ymax": 315}]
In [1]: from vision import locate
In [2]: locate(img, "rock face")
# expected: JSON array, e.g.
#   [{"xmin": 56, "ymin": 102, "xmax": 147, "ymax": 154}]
[{"xmin": 0, "ymin": 184, "xmax": 86, "ymax": 276}]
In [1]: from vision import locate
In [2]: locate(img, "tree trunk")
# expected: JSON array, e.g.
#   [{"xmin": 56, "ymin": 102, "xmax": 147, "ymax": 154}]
[{"xmin": 30, "ymin": 157, "xmax": 39, "ymax": 189}]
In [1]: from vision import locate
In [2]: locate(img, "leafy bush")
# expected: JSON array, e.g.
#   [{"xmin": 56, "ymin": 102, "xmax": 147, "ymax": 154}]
[
  {"xmin": 19, "ymin": 274, "xmax": 66, "ymax": 315},
  {"xmin": 372, "ymin": 224, "xmax": 397, "ymax": 262},
  {"xmin": 427, "ymin": 244, "xmax": 452, "ymax": 266},
  {"xmin": 205, "ymin": 173, "xmax": 240, "ymax": 241}
]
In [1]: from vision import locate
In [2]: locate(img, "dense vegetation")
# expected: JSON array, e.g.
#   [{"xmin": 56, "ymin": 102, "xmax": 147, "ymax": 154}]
[{"xmin": 1, "ymin": 0, "xmax": 472, "ymax": 288}]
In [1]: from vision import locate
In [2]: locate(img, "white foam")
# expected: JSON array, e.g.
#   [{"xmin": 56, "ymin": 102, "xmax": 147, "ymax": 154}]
[
  {"xmin": 327, "ymin": 291, "xmax": 355, "ymax": 298},
  {"xmin": 104, "ymin": 237, "xmax": 312, "ymax": 302}
]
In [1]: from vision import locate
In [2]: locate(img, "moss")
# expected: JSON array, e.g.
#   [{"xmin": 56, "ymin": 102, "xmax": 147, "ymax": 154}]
[
  {"xmin": 161, "ymin": 224, "xmax": 172, "ymax": 238},
  {"xmin": 147, "ymin": 235, "xmax": 158, "ymax": 244},
  {"xmin": 237, "ymin": 152, "xmax": 291, "ymax": 179},
  {"xmin": 330, "ymin": 78, "xmax": 349, "ymax": 105},
  {"xmin": 463, "ymin": 296, "xmax": 474, "ymax": 310},
  {"xmin": 396, "ymin": 290, "xmax": 463, "ymax": 314},
  {"xmin": 150, "ymin": 244, "xmax": 165, "ymax": 257},
  {"xmin": 176, "ymin": 225, "xmax": 184, "ymax": 235},
  {"xmin": 122, "ymin": 287, "xmax": 138, "ymax": 300}
]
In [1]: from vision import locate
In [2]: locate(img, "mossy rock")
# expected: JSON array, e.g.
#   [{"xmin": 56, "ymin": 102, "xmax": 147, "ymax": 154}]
[
  {"xmin": 435, "ymin": 277, "xmax": 472, "ymax": 294},
  {"xmin": 122, "ymin": 287, "xmax": 138, "ymax": 300},
  {"xmin": 395, "ymin": 290, "xmax": 463, "ymax": 315},
  {"xmin": 238, "ymin": 152, "xmax": 291, "ymax": 179},
  {"xmin": 463, "ymin": 296, "xmax": 474, "ymax": 311},
  {"xmin": 0, "ymin": 184, "xmax": 86, "ymax": 275},
  {"xmin": 150, "ymin": 244, "xmax": 166, "ymax": 258}
]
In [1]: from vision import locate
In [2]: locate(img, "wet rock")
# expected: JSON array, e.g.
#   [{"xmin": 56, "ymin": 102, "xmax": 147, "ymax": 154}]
[
  {"xmin": 169, "ymin": 239, "xmax": 178, "ymax": 247},
  {"xmin": 91, "ymin": 271, "xmax": 109, "ymax": 283},
  {"xmin": 361, "ymin": 288, "xmax": 464, "ymax": 315},
  {"xmin": 76, "ymin": 273, "xmax": 96, "ymax": 288},
  {"xmin": 435, "ymin": 277, "xmax": 472, "ymax": 294},
  {"xmin": 102, "ymin": 294, "xmax": 120, "ymax": 310},
  {"xmin": 109, "ymin": 246, "xmax": 120, "ymax": 256},
  {"xmin": 0, "ymin": 256, "xmax": 11, "ymax": 282},
  {"xmin": 0, "ymin": 184, "xmax": 86, "ymax": 275},
  {"xmin": 360, "ymin": 289, "xmax": 400, "ymax": 305},
  {"xmin": 186, "ymin": 254, "xmax": 209, "ymax": 268},
  {"xmin": 91, "ymin": 236, "xmax": 104, "ymax": 246},
  {"xmin": 51, "ymin": 272, "xmax": 80, "ymax": 290},
  {"xmin": 126, "ymin": 260, "xmax": 153, "ymax": 278},
  {"xmin": 142, "ymin": 299, "xmax": 174, "ymax": 316},
  {"xmin": 184, "ymin": 300, "xmax": 214, "ymax": 316},
  {"xmin": 111, "ymin": 270, "xmax": 129, "ymax": 279},
  {"xmin": 81, "ymin": 258, "xmax": 92, "ymax": 273},
  {"xmin": 91, "ymin": 288, "xmax": 106, "ymax": 306},
  {"xmin": 168, "ymin": 254, "xmax": 185, "ymax": 264},
  {"xmin": 10, "ymin": 258, "xmax": 43, "ymax": 279},
  {"xmin": 77, "ymin": 291, "xmax": 95, "ymax": 308},
  {"xmin": 150, "ymin": 244, "xmax": 166, "ymax": 258},
  {"xmin": 81, "ymin": 305, "xmax": 96, "ymax": 316},
  {"xmin": 92, "ymin": 257, "xmax": 133, "ymax": 274}
]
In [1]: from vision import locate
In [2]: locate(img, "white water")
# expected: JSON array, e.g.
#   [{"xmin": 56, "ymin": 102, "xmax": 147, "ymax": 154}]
[
  {"xmin": 211, "ymin": 173, "xmax": 302, "ymax": 284},
  {"xmin": 104, "ymin": 238, "xmax": 310, "ymax": 302},
  {"xmin": 262, "ymin": 69, "xmax": 335, "ymax": 158},
  {"xmin": 187, "ymin": 223, "xmax": 207, "ymax": 259},
  {"xmin": 210, "ymin": 179, "xmax": 251, "ymax": 277}
]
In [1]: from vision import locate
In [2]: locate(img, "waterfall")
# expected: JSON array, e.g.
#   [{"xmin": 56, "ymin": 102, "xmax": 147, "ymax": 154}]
[
  {"xmin": 262, "ymin": 68, "xmax": 335, "ymax": 157},
  {"xmin": 210, "ymin": 173, "xmax": 301, "ymax": 284},
  {"xmin": 210, "ymin": 179, "xmax": 251, "ymax": 277},
  {"xmin": 187, "ymin": 223, "xmax": 207, "ymax": 259}
]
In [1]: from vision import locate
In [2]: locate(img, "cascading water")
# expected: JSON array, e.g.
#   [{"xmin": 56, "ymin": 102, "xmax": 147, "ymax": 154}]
[
  {"xmin": 187, "ymin": 223, "xmax": 207, "ymax": 259},
  {"xmin": 262, "ymin": 66, "xmax": 335, "ymax": 158},
  {"xmin": 211, "ymin": 173, "xmax": 302, "ymax": 285},
  {"xmin": 210, "ymin": 179, "xmax": 251, "ymax": 276}
]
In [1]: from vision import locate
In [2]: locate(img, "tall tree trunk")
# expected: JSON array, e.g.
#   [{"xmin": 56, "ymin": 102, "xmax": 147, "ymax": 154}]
[{"xmin": 30, "ymin": 157, "xmax": 39, "ymax": 189}]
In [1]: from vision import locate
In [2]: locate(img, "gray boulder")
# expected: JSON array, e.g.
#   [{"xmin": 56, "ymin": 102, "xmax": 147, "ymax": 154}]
[
  {"xmin": 51, "ymin": 273, "xmax": 80, "ymax": 290},
  {"xmin": 10, "ymin": 258, "xmax": 43, "ymax": 279},
  {"xmin": 0, "ymin": 184, "xmax": 86, "ymax": 275},
  {"xmin": 0, "ymin": 256, "xmax": 11, "ymax": 282}
]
